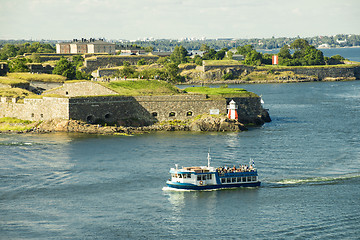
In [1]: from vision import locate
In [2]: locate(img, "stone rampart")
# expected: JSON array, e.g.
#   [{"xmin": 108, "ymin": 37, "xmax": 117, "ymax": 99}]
[
  {"xmin": 0, "ymin": 62, "xmax": 9, "ymax": 76},
  {"xmin": 84, "ymin": 55, "xmax": 159, "ymax": 73},
  {"xmin": 275, "ymin": 65, "xmax": 360, "ymax": 80},
  {"xmin": 1, "ymin": 93, "xmax": 269, "ymax": 127},
  {"xmin": 27, "ymin": 63, "xmax": 54, "ymax": 74},
  {"xmin": 0, "ymin": 97, "xmax": 69, "ymax": 121},
  {"xmin": 45, "ymin": 81, "xmax": 118, "ymax": 97}
]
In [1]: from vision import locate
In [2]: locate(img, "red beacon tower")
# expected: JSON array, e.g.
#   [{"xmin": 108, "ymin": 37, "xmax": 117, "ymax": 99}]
[
  {"xmin": 227, "ymin": 100, "xmax": 238, "ymax": 120},
  {"xmin": 272, "ymin": 55, "xmax": 278, "ymax": 65}
]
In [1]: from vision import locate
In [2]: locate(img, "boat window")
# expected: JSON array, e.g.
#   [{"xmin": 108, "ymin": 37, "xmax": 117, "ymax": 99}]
[
  {"xmin": 252, "ymin": 176, "xmax": 257, "ymax": 181},
  {"xmin": 221, "ymin": 178, "xmax": 226, "ymax": 183},
  {"xmin": 202, "ymin": 175, "xmax": 206, "ymax": 180},
  {"xmin": 179, "ymin": 174, "xmax": 182, "ymax": 178},
  {"xmin": 187, "ymin": 174, "xmax": 191, "ymax": 178},
  {"xmin": 237, "ymin": 177, "xmax": 241, "ymax": 182},
  {"xmin": 247, "ymin": 177, "xmax": 252, "ymax": 182},
  {"xmin": 227, "ymin": 178, "xmax": 231, "ymax": 183},
  {"xmin": 207, "ymin": 174, "xmax": 212, "ymax": 180},
  {"xmin": 232, "ymin": 178, "xmax": 236, "ymax": 182},
  {"xmin": 242, "ymin": 177, "xmax": 246, "ymax": 182},
  {"xmin": 197, "ymin": 175, "xmax": 201, "ymax": 181}
]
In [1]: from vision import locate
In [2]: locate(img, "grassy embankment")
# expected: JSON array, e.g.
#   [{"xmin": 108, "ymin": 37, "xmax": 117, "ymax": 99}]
[
  {"xmin": 0, "ymin": 117, "xmax": 35, "ymax": 132},
  {"xmin": 102, "ymin": 80, "xmax": 182, "ymax": 96},
  {"xmin": 7, "ymin": 72, "xmax": 67, "ymax": 82},
  {"xmin": 184, "ymin": 86, "xmax": 258, "ymax": 98}
]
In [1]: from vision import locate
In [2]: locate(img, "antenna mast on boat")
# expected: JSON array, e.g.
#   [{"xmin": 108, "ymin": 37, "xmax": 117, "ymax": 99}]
[{"xmin": 207, "ymin": 149, "xmax": 211, "ymax": 167}]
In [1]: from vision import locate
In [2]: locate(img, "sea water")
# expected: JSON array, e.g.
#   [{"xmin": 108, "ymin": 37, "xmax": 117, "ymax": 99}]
[{"xmin": 1, "ymin": 80, "xmax": 359, "ymax": 239}]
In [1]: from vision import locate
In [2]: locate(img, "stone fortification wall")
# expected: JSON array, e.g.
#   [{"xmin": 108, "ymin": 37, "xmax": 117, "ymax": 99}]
[
  {"xmin": 27, "ymin": 63, "xmax": 54, "ymax": 74},
  {"xmin": 92, "ymin": 68, "xmax": 118, "ymax": 78},
  {"xmin": 199, "ymin": 63, "xmax": 360, "ymax": 81},
  {"xmin": 67, "ymin": 94, "xmax": 268, "ymax": 126},
  {"xmin": 84, "ymin": 55, "xmax": 159, "ymax": 73},
  {"xmin": 68, "ymin": 94, "xmax": 224, "ymax": 124},
  {"xmin": 0, "ymin": 97, "xmax": 69, "ymax": 121},
  {"xmin": 203, "ymin": 64, "xmax": 254, "ymax": 73},
  {"xmin": 1, "ymin": 91, "xmax": 269, "ymax": 127},
  {"xmin": 284, "ymin": 65, "xmax": 360, "ymax": 80},
  {"xmin": 45, "ymin": 81, "xmax": 118, "ymax": 97},
  {"xmin": 0, "ymin": 62, "xmax": 9, "ymax": 76},
  {"xmin": 229, "ymin": 97, "xmax": 268, "ymax": 124}
]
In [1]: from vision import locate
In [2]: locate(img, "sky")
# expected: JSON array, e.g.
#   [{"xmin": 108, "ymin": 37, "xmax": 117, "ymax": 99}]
[{"xmin": 0, "ymin": 0, "xmax": 359, "ymax": 41}]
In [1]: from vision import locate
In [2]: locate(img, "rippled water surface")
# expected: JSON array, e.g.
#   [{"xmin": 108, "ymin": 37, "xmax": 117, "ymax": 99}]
[{"xmin": 1, "ymin": 81, "xmax": 360, "ymax": 239}]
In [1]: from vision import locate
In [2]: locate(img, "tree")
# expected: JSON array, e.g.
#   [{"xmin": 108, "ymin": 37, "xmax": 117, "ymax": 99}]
[
  {"xmin": 236, "ymin": 45, "xmax": 254, "ymax": 56},
  {"xmin": 244, "ymin": 50, "xmax": 262, "ymax": 65},
  {"xmin": 137, "ymin": 58, "xmax": 146, "ymax": 65},
  {"xmin": 170, "ymin": 46, "xmax": 188, "ymax": 64},
  {"xmin": 143, "ymin": 46, "xmax": 154, "ymax": 52},
  {"xmin": 53, "ymin": 57, "xmax": 76, "ymax": 79},
  {"xmin": 200, "ymin": 44, "xmax": 210, "ymax": 51},
  {"xmin": 9, "ymin": 58, "xmax": 29, "ymax": 72},
  {"xmin": 303, "ymin": 46, "xmax": 325, "ymax": 65},
  {"xmin": 278, "ymin": 45, "xmax": 292, "ymax": 59},
  {"xmin": 202, "ymin": 49, "xmax": 216, "ymax": 60},
  {"xmin": 215, "ymin": 49, "xmax": 226, "ymax": 60}
]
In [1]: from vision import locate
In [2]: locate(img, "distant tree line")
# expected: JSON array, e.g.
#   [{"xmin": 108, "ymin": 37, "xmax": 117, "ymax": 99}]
[
  {"xmin": 120, "ymin": 34, "xmax": 360, "ymax": 51},
  {"xmin": 0, "ymin": 42, "xmax": 55, "ymax": 60}
]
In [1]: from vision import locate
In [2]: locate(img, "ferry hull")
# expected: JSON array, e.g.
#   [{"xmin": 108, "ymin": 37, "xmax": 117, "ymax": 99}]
[{"xmin": 166, "ymin": 181, "xmax": 261, "ymax": 190}]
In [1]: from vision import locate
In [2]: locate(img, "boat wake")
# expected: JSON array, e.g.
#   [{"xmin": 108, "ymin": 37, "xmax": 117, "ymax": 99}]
[{"xmin": 266, "ymin": 173, "xmax": 360, "ymax": 187}]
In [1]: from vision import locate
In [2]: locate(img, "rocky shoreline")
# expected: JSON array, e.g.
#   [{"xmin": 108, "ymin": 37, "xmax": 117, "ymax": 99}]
[{"xmin": 0, "ymin": 114, "xmax": 267, "ymax": 135}]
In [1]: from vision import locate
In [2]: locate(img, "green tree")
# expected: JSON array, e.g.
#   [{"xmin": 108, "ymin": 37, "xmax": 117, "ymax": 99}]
[
  {"xmin": 170, "ymin": 46, "xmax": 188, "ymax": 64},
  {"xmin": 215, "ymin": 49, "xmax": 226, "ymax": 60},
  {"xmin": 303, "ymin": 46, "xmax": 325, "ymax": 65},
  {"xmin": 236, "ymin": 45, "xmax": 254, "ymax": 56},
  {"xmin": 53, "ymin": 57, "xmax": 76, "ymax": 79},
  {"xmin": 202, "ymin": 49, "xmax": 216, "ymax": 60},
  {"xmin": 9, "ymin": 58, "xmax": 29, "ymax": 72},
  {"xmin": 143, "ymin": 46, "xmax": 154, "ymax": 52},
  {"xmin": 244, "ymin": 50, "xmax": 263, "ymax": 65},
  {"xmin": 200, "ymin": 44, "xmax": 210, "ymax": 51},
  {"xmin": 278, "ymin": 45, "xmax": 292, "ymax": 59},
  {"xmin": 137, "ymin": 59, "xmax": 147, "ymax": 65}
]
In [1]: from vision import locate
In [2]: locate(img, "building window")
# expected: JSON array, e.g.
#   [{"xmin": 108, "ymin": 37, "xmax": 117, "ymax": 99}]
[
  {"xmin": 186, "ymin": 111, "xmax": 193, "ymax": 116},
  {"xmin": 31, "ymin": 113, "xmax": 34, "ymax": 117},
  {"xmin": 65, "ymin": 91, "xmax": 69, "ymax": 95},
  {"xmin": 152, "ymin": 112, "xmax": 158, "ymax": 117},
  {"xmin": 40, "ymin": 114, "xmax": 43, "ymax": 118},
  {"xmin": 169, "ymin": 112, "xmax": 176, "ymax": 117}
]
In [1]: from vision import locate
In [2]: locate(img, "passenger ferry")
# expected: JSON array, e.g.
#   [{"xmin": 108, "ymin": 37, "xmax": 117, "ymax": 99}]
[{"xmin": 166, "ymin": 153, "xmax": 260, "ymax": 190}]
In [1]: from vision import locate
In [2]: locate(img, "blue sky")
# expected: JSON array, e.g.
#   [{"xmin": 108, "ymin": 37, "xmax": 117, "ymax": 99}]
[{"xmin": 1, "ymin": 0, "xmax": 359, "ymax": 40}]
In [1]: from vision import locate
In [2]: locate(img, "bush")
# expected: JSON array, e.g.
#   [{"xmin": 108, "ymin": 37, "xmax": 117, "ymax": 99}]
[{"xmin": 222, "ymin": 72, "xmax": 234, "ymax": 80}]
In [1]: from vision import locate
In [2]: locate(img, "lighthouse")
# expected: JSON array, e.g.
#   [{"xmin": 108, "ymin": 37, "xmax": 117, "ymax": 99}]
[{"xmin": 227, "ymin": 100, "xmax": 238, "ymax": 120}]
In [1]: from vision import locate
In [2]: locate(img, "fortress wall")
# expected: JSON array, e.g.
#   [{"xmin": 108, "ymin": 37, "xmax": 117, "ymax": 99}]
[
  {"xmin": 1, "ymin": 94, "xmax": 268, "ymax": 126},
  {"xmin": 0, "ymin": 62, "xmax": 9, "ymax": 76},
  {"xmin": 84, "ymin": 55, "xmax": 159, "ymax": 73},
  {"xmin": 200, "ymin": 63, "xmax": 360, "ymax": 80},
  {"xmin": 45, "ymin": 81, "xmax": 118, "ymax": 97},
  {"xmin": 0, "ymin": 97, "xmax": 69, "ymax": 121},
  {"xmin": 68, "ymin": 95, "xmax": 226, "ymax": 124},
  {"xmin": 67, "ymin": 95, "xmax": 265, "ymax": 125},
  {"xmin": 27, "ymin": 64, "xmax": 54, "ymax": 74},
  {"xmin": 278, "ymin": 66, "xmax": 360, "ymax": 79},
  {"xmin": 229, "ymin": 97, "xmax": 267, "ymax": 123}
]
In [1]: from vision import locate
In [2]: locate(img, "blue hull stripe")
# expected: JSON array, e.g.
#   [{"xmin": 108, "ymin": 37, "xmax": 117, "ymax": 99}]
[{"xmin": 166, "ymin": 181, "xmax": 261, "ymax": 190}]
